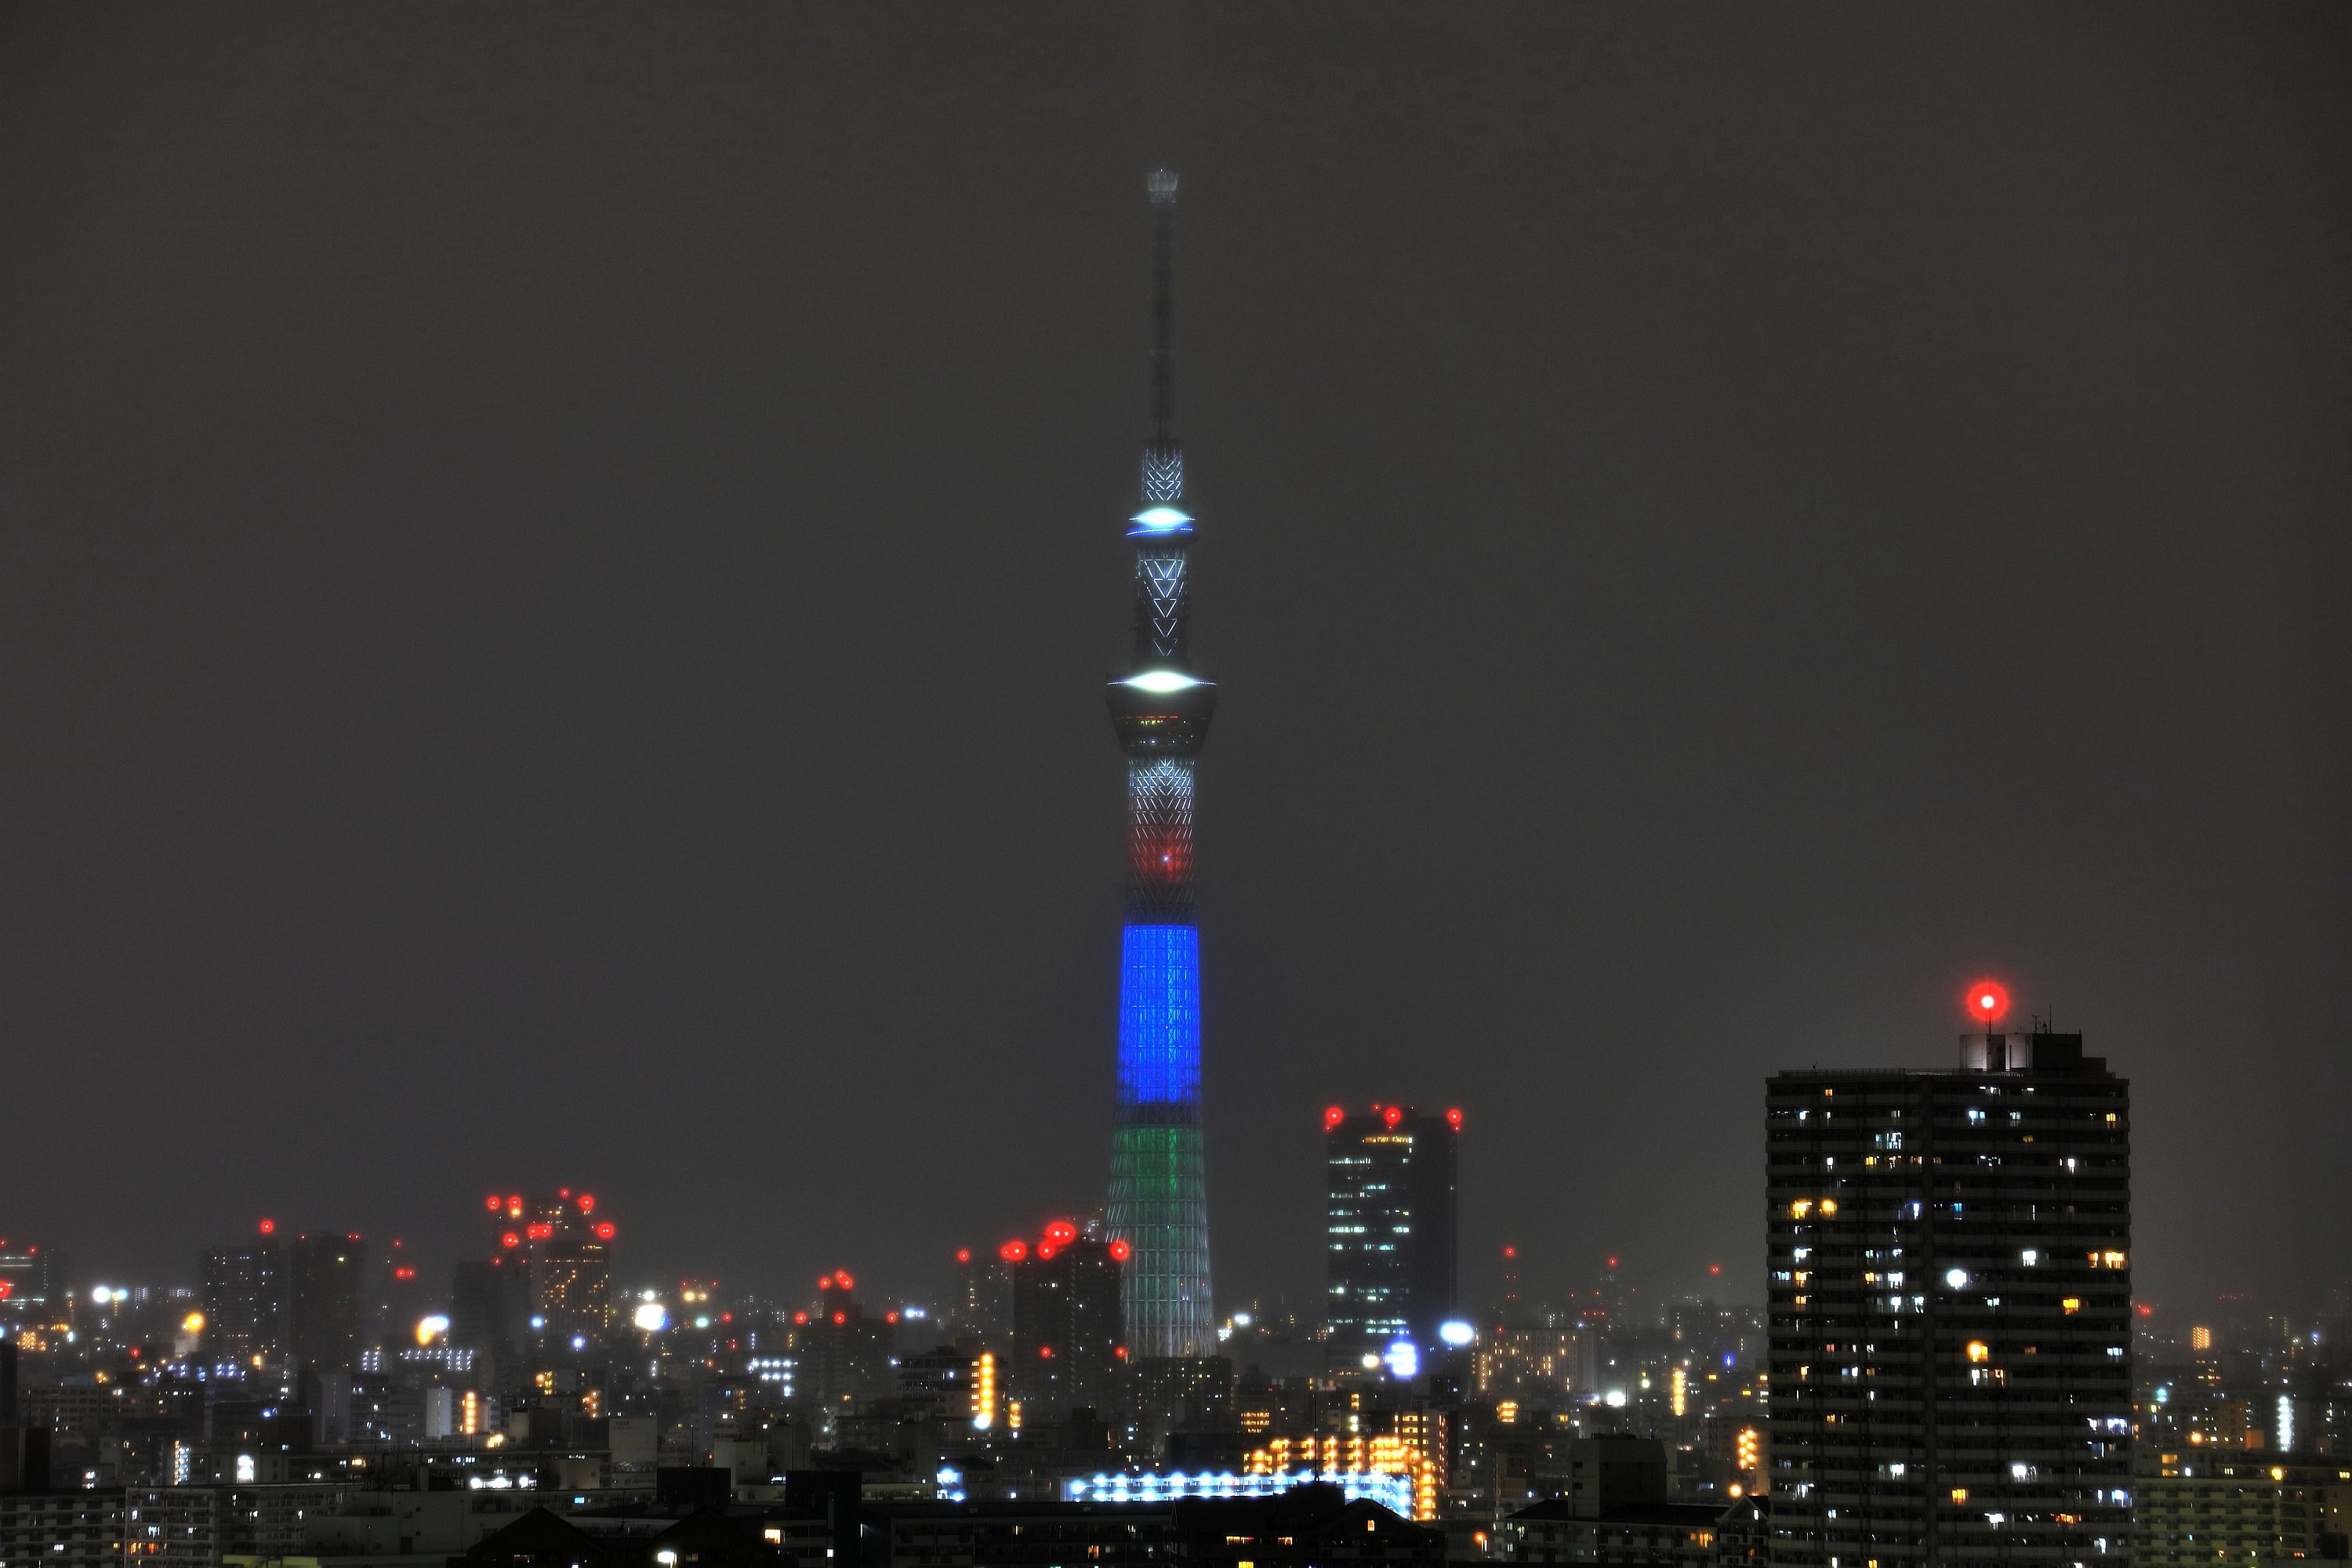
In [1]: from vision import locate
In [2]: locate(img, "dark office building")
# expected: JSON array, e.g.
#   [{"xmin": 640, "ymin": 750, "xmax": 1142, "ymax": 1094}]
[
  {"xmin": 201, "ymin": 1225, "xmax": 284, "ymax": 1367},
  {"xmin": 285, "ymin": 1232, "xmax": 365, "ymax": 1374},
  {"xmin": 450, "ymin": 1258, "xmax": 527, "ymax": 1360},
  {"xmin": 1007, "ymin": 1229, "xmax": 1127, "ymax": 1420},
  {"xmin": 1325, "ymin": 1104, "xmax": 1460, "ymax": 1352},
  {"xmin": 793, "ymin": 1273, "xmax": 897, "ymax": 1436},
  {"xmin": 1766, "ymin": 1024, "xmax": 2134, "ymax": 1568}
]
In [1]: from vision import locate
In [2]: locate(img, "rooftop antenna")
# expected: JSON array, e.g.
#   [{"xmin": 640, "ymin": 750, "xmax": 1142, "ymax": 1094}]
[{"xmin": 1142, "ymin": 170, "xmax": 1182, "ymax": 503}]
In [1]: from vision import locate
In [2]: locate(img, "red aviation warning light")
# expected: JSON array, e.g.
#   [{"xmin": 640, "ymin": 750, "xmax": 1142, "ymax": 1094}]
[
  {"xmin": 1000, "ymin": 1240, "xmax": 1029, "ymax": 1263},
  {"xmin": 485, "ymin": 1195, "xmax": 502, "ymax": 1212},
  {"xmin": 1043, "ymin": 1220, "xmax": 1078, "ymax": 1246},
  {"xmin": 1109, "ymin": 1239, "xmax": 1132, "ymax": 1262},
  {"xmin": 1965, "ymin": 979, "xmax": 2012, "ymax": 1025},
  {"xmin": 577, "ymin": 1194, "xmax": 596, "ymax": 1214},
  {"xmin": 1382, "ymin": 1106, "xmax": 1403, "ymax": 1128},
  {"xmin": 1446, "ymin": 1107, "xmax": 1463, "ymax": 1129},
  {"xmin": 500, "ymin": 1232, "xmax": 521, "ymax": 1249},
  {"xmin": 258, "ymin": 1218, "xmax": 276, "ymax": 1236},
  {"xmin": 956, "ymin": 1248, "xmax": 972, "ymax": 1265},
  {"xmin": 1324, "ymin": 1105, "xmax": 1345, "ymax": 1130},
  {"xmin": 593, "ymin": 1221, "xmax": 615, "ymax": 1240}
]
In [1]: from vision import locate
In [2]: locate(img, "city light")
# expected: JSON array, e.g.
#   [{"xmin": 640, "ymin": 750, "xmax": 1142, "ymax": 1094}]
[
  {"xmin": 415, "ymin": 1315, "xmax": 450, "ymax": 1346},
  {"xmin": 1128, "ymin": 506, "xmax": 1193, "ymax": 533},
  {"xmin": 1965, "ymin": 979, "xmax": 2012, "ymax": 1023},
  {"xmin": 1120, "ymin": 670, "xmax": 1203, "ymax": 693},
  {"xmin": 1438, "ymin": 1320, "xmax": 1475, "ymax": 1348},
  {"xmin": 1382, "ymin": 1338, "xmax": 1419, "ymax": 1380},
  {"xmin": 972, "ymin": 1351, "xmax": 996, "ymax": 1428},
  {"xmin": 633, "ymin": 1302, "xmax": 668, "ymax": 1333}
]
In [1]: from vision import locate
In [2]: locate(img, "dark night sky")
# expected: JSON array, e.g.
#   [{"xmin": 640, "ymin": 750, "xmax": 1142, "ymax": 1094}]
[{"xmin": 2, "ymin": 5, "xmax": 2346, "ymax": 1318}]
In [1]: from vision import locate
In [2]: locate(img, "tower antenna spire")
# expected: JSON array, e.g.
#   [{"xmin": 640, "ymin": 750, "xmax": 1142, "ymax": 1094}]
[{"xmin": 1142, "ymin": 169, "xmax": 1183, "ymax": 503}]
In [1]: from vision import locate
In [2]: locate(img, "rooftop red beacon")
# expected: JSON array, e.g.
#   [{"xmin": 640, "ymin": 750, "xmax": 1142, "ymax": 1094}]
[{"xmin": 1965, "ymin": 979, "xmax": 2012, "ymax": 1025}]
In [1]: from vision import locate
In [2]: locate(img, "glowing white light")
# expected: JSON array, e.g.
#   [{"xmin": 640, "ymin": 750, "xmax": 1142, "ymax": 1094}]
[
  {"xmin": 1359, "ymin": 1353, "xmax": 1382, "ymax": 1370},
  {"xmin": 1120, "ymin": 670, "xmax": 1203, "ymax": 694},
  {"xmin": 570, "ymin": 1335, "xmax": 586, "ymax": 1351},
  {"xmin": 1231, "ymin": 1312, "xmax": 1252, "ymax": 1328},
  {"xmin": 89, "ymin": 1287, "xmax": 113, "ymax": 1305},
  {"xmin": 1382, "ymin": 1338, "xmax": 1419, "ymax": 1380},
  {"xmin": 1131, "ymin": 506, "xmax": 1192, "ymax": 532},
  {"xmin": 633, "ymin": 1302, "xmax": 669, "ymax": 1333},
  {"xmin": 1946, "ymin": 1269, "xmax": 1970, "ymax": 1288},
  {"xmin": 528, "ymin": 1316, "xmax": 546, "ymax": 1330},
  {"xmin": 1605, "ymin": 1390, "xmax": 1628, "ymax": 1408},
  {"xmin": 1438, "ymin": 1319, "xmax": 1476, "ymax": 1348}
]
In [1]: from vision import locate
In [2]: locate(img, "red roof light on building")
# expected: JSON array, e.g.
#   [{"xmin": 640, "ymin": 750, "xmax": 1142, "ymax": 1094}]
[
  {"xmin": 1113, "ymin": 1345, "xmax": 1127, "ymax": 1359},
  {"xmin": 831, "ymin": 1312, "xmax": 846, "ymax": 1326},
  {"xmin": 394, "ymin": 1266, "xmax": 416, "ymax": 1281},
  {"xmin": 501, "ymin": 1232, "xmax": 521, "ymax": 1249},
  {"xmin": 1446, "ymin": 1107, "xmax": 1463, "ymax": 1129},
  {"xmin": 1382, "ymin": 1106, "xmax": 1403, "ymax": 1128},
  {"xmin": 956, "ymin": 1249, "xmax": 972, "ymax": 1265},
  {"xmin": 793, "ymin": 1311, "xmax": 809, "ymax": 1325},
  {"xmin": 1324, "ymin": 1105, "xmax": 1345, "ymax": 1130},
  {"xmin": 485, "ymin": 1196, "xmax": 502, "ymax": 1212},
  {"xmin": 259, "ymin": 1218, "xmax": 276, "ymax": 1235},
  {"xmin": 526, "ymin": 1222, "xmax": 553, "ymax": 1240},
  {"xmin": 1965, "ymin": 979, "xmax": 2012, "ymax": 1025},
  {"xmin": 1109, "ymin": 1240, "xmax": 1132, "ymax": 1262},
  {"xmin": 1043, "ymin": 1220, "xmax": 1077, "ymax": 1246},
  {"xmin": 1039, "ymin": 1345, "xmax": 1054, "ymax": 1358},
  {"xmin": 594, "ymin": 1222, "xmax": 615, "ymax": 1240},
  {"xmin": 885, "ymin": 1311, "xmax": 899, "ymax": 1323},
  {"xmin": 1036, "ymin": 1243, "xmax": 1058, "ymax": 1261},
  {"xmin": 1000, "ymin": 1240, "xmax": 1028, "ymax": 1263},
  {"xmin": 578, "ymin": 1194, "xmax": 596, "ymax": 1214},
  {"xmin": 836, "ymin": 1271, "xmax": 854, "ymax": 1290}
]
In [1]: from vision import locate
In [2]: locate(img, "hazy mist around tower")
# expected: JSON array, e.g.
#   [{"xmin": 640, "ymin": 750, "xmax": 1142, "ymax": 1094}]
[{"xmin": 0, "ymin": 5, "xmax": 2346, "ymax": 1315}]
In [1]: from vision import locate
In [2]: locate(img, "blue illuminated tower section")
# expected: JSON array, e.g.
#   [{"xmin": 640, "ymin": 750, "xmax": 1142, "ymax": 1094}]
[{"xmin": 1105, "ymin": 169, "xmax": 1218, "ymax": 1359}]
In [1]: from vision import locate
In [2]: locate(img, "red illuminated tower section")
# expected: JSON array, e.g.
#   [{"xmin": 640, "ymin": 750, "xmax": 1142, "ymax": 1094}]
[{"xmin": 1105, "ymin": 168, "xmax": 1218, "ymax": 1360}]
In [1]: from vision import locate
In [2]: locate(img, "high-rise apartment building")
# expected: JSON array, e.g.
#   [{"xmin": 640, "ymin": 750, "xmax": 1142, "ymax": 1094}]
[
  {"xmin": 1105, "ymin": 169, "xmax": 1219, "ymax": 1360},
  {"xmin": 201, "ymin": 1223, "xmax": 284, "ymax": 1368},
  {"xmin": 1766, "ymin": 1016, "xmax": 2134, "ymax": 1568},
  {"xmin": 1326, "ymin": 1105, "xmax": 1461, "ymax": 1355}
]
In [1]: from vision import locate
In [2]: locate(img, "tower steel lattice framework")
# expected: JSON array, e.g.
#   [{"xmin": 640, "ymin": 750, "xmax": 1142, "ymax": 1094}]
[{"xmin": 1105, "ymin": 169, "xmax": 1218, "ymax": 1359}]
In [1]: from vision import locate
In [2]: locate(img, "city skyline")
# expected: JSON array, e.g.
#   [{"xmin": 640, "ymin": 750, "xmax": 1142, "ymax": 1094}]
[{"xmin": 2, "ymin": 4, "xmax": 2347, "ymax": 1323}]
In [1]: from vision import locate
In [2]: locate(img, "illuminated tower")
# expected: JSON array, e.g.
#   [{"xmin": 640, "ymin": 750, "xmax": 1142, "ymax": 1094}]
[{"xmin": 1105, "ymin": 168, "xmax": 1218, "ymax": 1359}]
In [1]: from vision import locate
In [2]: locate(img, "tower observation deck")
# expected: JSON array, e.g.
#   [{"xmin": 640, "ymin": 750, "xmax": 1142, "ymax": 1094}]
[{"xmin": 1105, "ymin": 169, "xmax": 1217, "ymax": 1359}]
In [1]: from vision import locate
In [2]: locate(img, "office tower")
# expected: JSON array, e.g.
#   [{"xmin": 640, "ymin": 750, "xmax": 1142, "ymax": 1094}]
[
  {"xmin": 1007, "ymin": 1221, "xmax": 1128, "ymax": 1419},
  {"xmin": 1766, "ymin": 1009, "xmax": 2134, "ymax": 1568},
  {"xmin": 449, "ymin": 1259, "xmax": 525, "ymax": 1361},
  {"xmin": 375, "ymin": 1237, "xmax": 428, "ymax": 1340},
  {"xmin": 793, "ymin": 1272, "xmax": 897, "ymax": 1435},
  {"xmin": 0, "ymin": 1242, "xmax": 60, "ymax": 1334},
  {"xmin": 1105, "ymin": 168, "xmax": 1219, "ymax": 1361},
  {"xmin": 1325, "ymin": 1104, "xmax": 1461, "ymax": 1354},
  {"xmin": 284, "ymin": 1232, "xmax": 365, "ymax": 1374},
  {"xmin": 485, "ymin": 1189, "xmax": 615, "ymax": 1346},
  {"xmin": 200, "ymin": 1222, "xmax": 283, "ymax": 1368}
]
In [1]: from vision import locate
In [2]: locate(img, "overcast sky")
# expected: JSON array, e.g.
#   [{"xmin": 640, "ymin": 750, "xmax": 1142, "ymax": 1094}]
[{"xmin": 2, "ymin": 4, "xmax": 2345, "ymax": 1321}]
